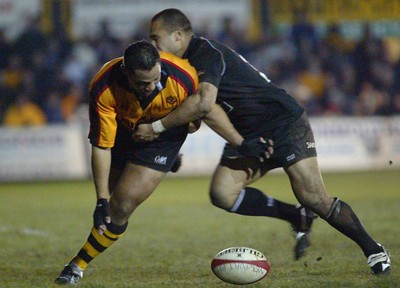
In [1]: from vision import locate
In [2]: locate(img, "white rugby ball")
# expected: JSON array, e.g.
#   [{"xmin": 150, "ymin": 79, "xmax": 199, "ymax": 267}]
[{"xmin": 211, "ymin": 247, "xmax": 270, "ymax": 285}]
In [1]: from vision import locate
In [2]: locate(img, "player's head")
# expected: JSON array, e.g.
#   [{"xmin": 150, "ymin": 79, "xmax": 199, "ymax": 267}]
[
  {"xmin": 150, "ymin": 8, "xmax": 193, "ymax": 57},
  {"xmin": 122, "ymin": 40, "xmax": 161, "ymax": 97}
]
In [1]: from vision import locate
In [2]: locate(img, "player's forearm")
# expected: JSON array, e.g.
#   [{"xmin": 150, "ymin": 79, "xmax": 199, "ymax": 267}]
[
  {"xmin": 91, "ymin": 145, "xmax": 112, "ymax": 200},
  {"xmin": 158, "ymin": 93, "xmax": 209, "ymax": 130},
  {"xmin": 203, "ymin": 104, "xmax": 244, "ymax": 147},
  {"xmin": 154, "ymin": 83, "xmax": 217, "ymax": 132}
]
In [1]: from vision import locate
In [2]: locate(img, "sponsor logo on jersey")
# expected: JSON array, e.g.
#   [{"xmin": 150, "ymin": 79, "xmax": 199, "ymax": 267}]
[
  {"xmin": 166, "ymin": 96, "xmax": 177, "ymax": 105},
  {"xmin": 154, "ymin": 155, "xmax": 167, "ymax": 165},
  {"xmin": 306, "ymin": 142, "xmax": 316, "ymax": 149}
]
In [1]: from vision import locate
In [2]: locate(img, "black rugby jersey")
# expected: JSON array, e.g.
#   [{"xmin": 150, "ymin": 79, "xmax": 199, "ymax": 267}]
[{"xmin": 182, "ymin": 36, "xmax": 304, "ymax": 137}]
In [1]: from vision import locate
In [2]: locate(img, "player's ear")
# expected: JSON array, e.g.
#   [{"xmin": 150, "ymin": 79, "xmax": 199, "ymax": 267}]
[{"xmin": 174, "ymin": 28, "xmax": 184, "ymax": 41}]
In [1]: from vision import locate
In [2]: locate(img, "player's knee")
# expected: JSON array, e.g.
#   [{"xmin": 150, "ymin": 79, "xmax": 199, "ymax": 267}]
[
  {"xmin": 323, "ymin": 197, "xmax": 341, "ymax": 221},
  {"xmin": 209, "ymin": 188, "xmax": 231, "ymax": 210},
  {"xmin": 209, "ymin": 189, "xmax": 224, "ymax": 209},
  {"xmin": 110, "ymin": 197, "xmax": 137, "ymax": 222},
  {"xmin": 300, "ymin": 196, "xmax": 336, "ymax": 219}
]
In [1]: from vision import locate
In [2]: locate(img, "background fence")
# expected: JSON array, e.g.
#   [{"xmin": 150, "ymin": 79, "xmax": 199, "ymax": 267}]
[{"xmin": 1, "ymin": 116, "xmax": 399, "ymax": 182}]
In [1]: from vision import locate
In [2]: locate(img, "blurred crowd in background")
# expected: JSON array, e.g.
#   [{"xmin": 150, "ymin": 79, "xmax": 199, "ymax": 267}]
[{"xmin": 1, "ymin": 12, "xmax": 400, "ymax": 127}]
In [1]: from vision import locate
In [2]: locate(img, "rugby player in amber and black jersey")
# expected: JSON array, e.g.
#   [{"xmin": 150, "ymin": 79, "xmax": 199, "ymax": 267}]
[
  {"xmin": 55, "ymin": 39, "xmax": 274, "ymax": 286},
  {"xmin": 133, "ymin": 9, "xmax": 391, "ymax": 274}
]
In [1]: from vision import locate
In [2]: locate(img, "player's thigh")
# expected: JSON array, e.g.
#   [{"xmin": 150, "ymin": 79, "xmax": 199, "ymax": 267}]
[
  {"xmin": 112, "ymin": 162, "xmax": 166, "ymax": 209},
  {"xmin": 109, "ymin": 167, "xmax": 123, "ymax": 193},
  {"xmin": 284, "ymin": 157, "xmax": 331, "ymax": 215},
  {"xmin": 210, "ymin": 158, "xmax": 266, "ymax": 206}
]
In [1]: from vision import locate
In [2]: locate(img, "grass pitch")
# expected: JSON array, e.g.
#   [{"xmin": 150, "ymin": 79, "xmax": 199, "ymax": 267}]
[{"xmin": 0, "ymin": 169, "xmax": 399, "ymax": 287}]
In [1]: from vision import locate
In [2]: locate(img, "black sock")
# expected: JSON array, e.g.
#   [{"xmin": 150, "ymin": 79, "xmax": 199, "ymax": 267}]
[
  {"xmin": 324, "ymin": 198, "xmax": 381, "ymax": 257},
  {"xmin": 72, "ymin": 221, "xmax": 128, "ymax": 270},
  {"xmin": 230, "ymin": 187, "xmax": 297, "ymax": 223}
]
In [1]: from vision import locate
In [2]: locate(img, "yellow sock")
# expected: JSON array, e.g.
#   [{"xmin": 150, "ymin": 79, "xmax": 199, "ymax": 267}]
[{"xmin": 71, "ymin": 223, "xmax": 127, "ymax": 270}]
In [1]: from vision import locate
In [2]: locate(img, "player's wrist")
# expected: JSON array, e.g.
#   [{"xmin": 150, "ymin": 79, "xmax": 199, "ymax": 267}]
[
  {"xmin": 152, "ymin": 120, "xmax": 166, "ymax": 133},
  {"xmin": 97, "ymin": 198, "xmax": 108, "ymax": 204}
]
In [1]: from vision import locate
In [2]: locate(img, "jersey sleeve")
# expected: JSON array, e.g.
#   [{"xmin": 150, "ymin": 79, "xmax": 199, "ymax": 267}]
[
  {"xmin": 189, "ymin": 41, "xmax": 224, "ymax": 88},
  {"xmin": 88, "ymin": 80, "xmax": 118, "ymax": 148}
]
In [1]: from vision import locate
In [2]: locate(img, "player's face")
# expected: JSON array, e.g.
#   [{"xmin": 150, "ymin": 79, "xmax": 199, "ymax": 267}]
[
  {"xmin": 126, "ymin": 63, "xmax": 161, "ymax": 97},
  {"xmin": 150, "ymin": 20, "xmax": 180, "ymax": 55}
]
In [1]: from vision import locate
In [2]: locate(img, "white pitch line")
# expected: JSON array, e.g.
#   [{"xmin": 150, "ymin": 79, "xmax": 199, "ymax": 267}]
[{"xmin": 20, "ymin": 228, "xmax": 50, "ymax": 237}]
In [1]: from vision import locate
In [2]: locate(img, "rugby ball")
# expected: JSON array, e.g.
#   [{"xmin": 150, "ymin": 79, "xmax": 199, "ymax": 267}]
[{"xmin": 211, "ymin": 247, "xmax": 270, "ymax": 285}]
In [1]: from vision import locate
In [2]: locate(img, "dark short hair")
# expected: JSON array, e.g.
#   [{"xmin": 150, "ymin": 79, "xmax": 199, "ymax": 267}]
[
  {"xmin": 123, "ymin": 40, "xmax": 160, "ymax": 72},
  {"xmin": 151, "ymin": 8, "xmax": 192, "ymax": 33}
]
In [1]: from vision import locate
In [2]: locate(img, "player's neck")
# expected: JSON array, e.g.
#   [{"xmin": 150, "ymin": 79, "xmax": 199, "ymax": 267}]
[{"xmin": 177, "ymin": 35, "xmax": 192, "ymax": 57}]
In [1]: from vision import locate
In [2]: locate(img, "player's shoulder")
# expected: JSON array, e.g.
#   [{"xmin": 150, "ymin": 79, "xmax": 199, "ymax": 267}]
[
  {"xmin": 98, "ymin": 57, "xmax": 123, "ymax": 75},
  {"xmin": 90, "ymin": 57, "xmax": 122, "ymax": 87},
  {"xmin": 160, "ymin": 51, "xmax": 197, "ymax": 76},
  {"xmin": 187, "ymin": 36, "xmax": 225, "ymax": 64},
  {"xmin": 192, "ymin": 36, "xmax": 221, "ymax": 52}
]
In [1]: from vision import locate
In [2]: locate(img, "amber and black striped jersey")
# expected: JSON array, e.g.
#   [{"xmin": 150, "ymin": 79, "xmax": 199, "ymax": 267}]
[
  {"xmin": 182, "ymin": 36, "xmax": 304, "ymax": 138},
  {"xmin": 88, "ymin": 51, "xmax": 198, "ymax": 148}
]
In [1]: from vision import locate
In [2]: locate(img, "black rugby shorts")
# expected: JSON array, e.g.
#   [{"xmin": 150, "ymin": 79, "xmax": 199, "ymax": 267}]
[
  {"xmin": 220, "ymin": 112, "xmax": 317, "ymax": 171},
  {"xmin": 111, "ymin": 124, "xmax": 188, "ymax": 172}
]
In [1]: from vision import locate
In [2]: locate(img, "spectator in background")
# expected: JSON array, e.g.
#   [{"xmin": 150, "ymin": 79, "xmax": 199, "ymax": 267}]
[
  {"xmin": 391, "ymin": 92, "xmax": 400, "ymax": 114},
  {"xmin": 351, "ymin": 23, "xmax": 377, "ymax": 95},
  {"xmin": 320, "ymin": 73, "xmax": 350, "ymax": 115},
  {"xmin": 1, "ymin": 10, "xmax": 400, "ymax": 121},
  {"xmin": 43, "ymin": 89, "xmax": 65, "ymax": 123},
  {"xmin": 1, "ymin": 55, "xmax": 25, "ymax": 91},
  {"xmin": 31, "ymin": 50, "xmax": 58, "ymax": 107},
  {"xmin": 0, "ymin": 54, "xmax": 26, "ymax": 119},
  {"xmin": 354, "ymin": 82, "xmax": 391, "ymax": 116},
  {"xmin": 297, "ymin": 57, "xmax": 327, "ymax": 100},
  {"xmin": 94, "ymin": 19, "xmax": 122, "ymax": 64},
  {"xmin": 0, "ymin": 28, "xmax": 11, "ymax": 70},
  {"xmin": 130, "ymin": 19, "xmax": 151, "ymax": 41},
  {"xmin": 61, "ymin": 84, "xmax": 85, "ymax": 122},
  {"xmin": 216, "ymin": 16, "xmax": 241, "ymax": 51},
  {"xmin": 62, "ymin": 51, "xmax": 90, "ymax": 86},
  {"xmin": 13, "ymin": 15, "xmax": 47, "ymax": 67},
  {"xmin": 3, "ymin": 91, "xmax": 47, "ymax": 126},
  {"xmin": 391, "ymin": 52, "xmax": 400, "ymax": 90},
  {"xmin": 290, "ymin": 10, "xmax": 319, "ymax": 57},
  {"xmin": 68, "ymin": 38, "xmax": 99, "ymax": 79}
]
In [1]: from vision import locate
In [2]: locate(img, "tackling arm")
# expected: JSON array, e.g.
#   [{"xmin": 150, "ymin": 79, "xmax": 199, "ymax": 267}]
[
  {"xmin": 133, "ymin": 82, "xmax": 216, "ymax": 141},
  {"xmin": 202, "ymin": 104, "xmax": 243, "ymax": 147},
  {"xmin": 161, "ymin": 82, "xmax": 217, "ymax": 128}
]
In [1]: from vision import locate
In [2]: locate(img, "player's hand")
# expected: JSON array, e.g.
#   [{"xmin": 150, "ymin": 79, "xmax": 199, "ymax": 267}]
[
  {"xmin": 93, "ymin": 198, "xmax": 111, "ymax": 235},
  {"xmin": 188, "ymin": 120, "xmax": 201, "ymax": 134},
  {"xmin": 237, "ymin": 137, "xmax": 274, "ymax": 161},
  {"xmin": 132, "ymin": 123, "xmax": 160, "ymax": 142}
]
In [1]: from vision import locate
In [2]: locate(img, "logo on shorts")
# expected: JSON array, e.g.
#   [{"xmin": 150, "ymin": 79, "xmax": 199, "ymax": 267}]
[
  {"xmin": 306, "ymin": 142, "xmax": 316, "ymax": 149},
  {"xmin": 154, "ymin": 155, "xmax": 168, "ymax": 165},
  {"xmin": 286, "ymin": 154, "xmax": 296, "ymax": 162}
]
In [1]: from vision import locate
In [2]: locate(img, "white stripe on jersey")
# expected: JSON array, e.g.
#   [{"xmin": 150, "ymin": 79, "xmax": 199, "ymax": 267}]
[{"xmin": 199, "ymin": 36, "xmax": 226, "ymax": 76}]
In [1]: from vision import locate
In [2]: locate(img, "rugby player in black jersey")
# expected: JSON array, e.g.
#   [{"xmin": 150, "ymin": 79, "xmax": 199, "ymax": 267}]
[{"xmin": 134, "ymin": 9, "xmax": 390, "ymax": 275}]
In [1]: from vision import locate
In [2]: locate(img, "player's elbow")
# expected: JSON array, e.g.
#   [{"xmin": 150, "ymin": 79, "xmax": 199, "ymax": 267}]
[
  {"xmin": 194, "ymin": 83, "xmax": 218, "ymax": 117},
  {"xmin": 198, "ymin": 99, "xmax": 213, "ymax": 116}
]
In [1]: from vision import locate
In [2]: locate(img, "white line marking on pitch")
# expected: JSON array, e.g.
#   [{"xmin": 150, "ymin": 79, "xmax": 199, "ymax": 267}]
[{"xmin": 0, "ymin": 226, "xmax": 50, "ymax": 237}]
